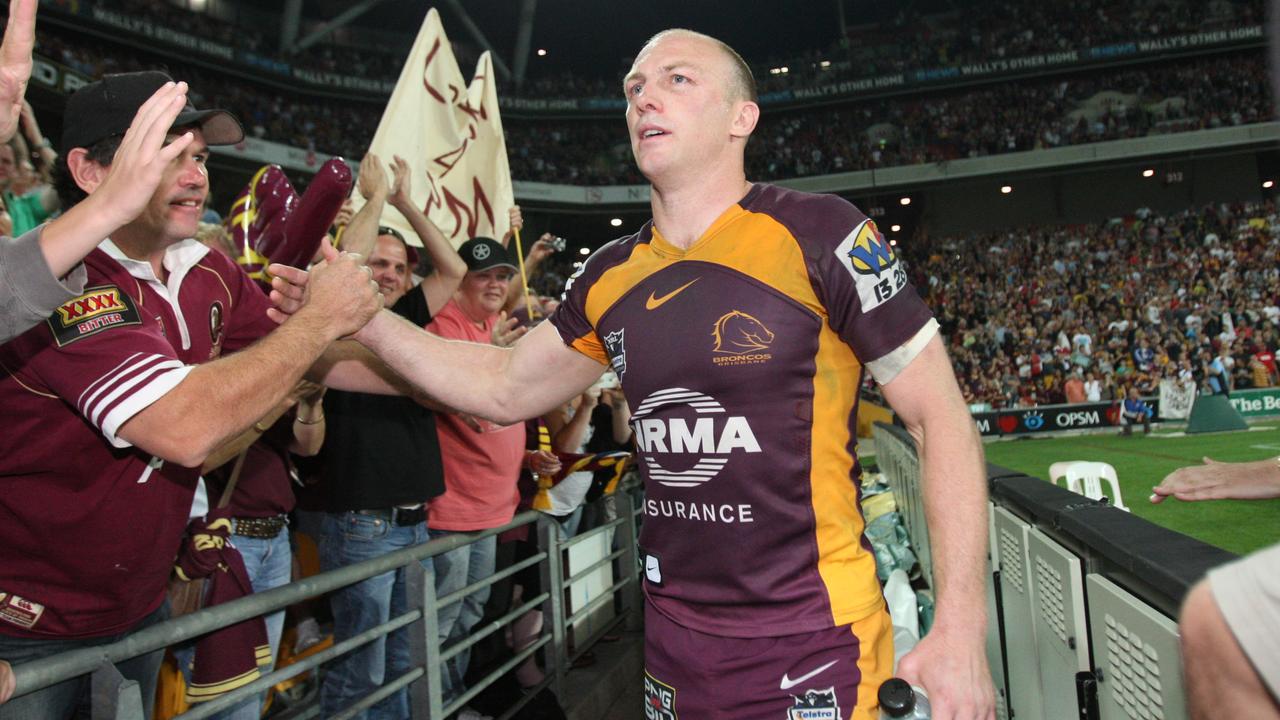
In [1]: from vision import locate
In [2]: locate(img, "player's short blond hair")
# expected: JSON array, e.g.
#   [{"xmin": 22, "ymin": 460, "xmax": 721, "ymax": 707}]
[{"xmin": 640, "ymin": 29, "xmax": 758, "ymax": 104}]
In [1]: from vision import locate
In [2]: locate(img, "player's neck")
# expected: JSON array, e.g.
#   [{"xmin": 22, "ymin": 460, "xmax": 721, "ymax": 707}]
[{"xmin": 649, "ymin": 172, "xmax": 752, "ymax": 250}]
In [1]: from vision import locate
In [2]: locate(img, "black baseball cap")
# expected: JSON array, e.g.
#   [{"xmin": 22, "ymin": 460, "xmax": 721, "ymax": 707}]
[
  {"xmin": 458, "ymin": 237, "xmax": 517, "ymax": 272},
  {"xmin": 61, "ymin": 71, "xmax": 244, "ymax": 154}
]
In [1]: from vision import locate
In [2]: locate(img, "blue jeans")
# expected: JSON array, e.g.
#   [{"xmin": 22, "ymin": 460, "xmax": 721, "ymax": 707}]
[
  {"xmin": 0, "ymin": 603, "xmax": 169, "ymax": 720},
  {"xmin": 320, "ymin": 512, "xmax": 433, "ymax": 720},
  {"xmin": 428, "ymin": 530, "xmax": 497, "ymax": 703},
  {"xmin": 176, "ymin": 528, "xmax": 292, "ymax": 720}
]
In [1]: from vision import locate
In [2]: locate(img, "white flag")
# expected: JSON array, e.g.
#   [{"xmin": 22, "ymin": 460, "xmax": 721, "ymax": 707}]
[
  {"xmin": 1159, "ymin": 379, "xmax": 1196, "ymax": 420},
  {"xmin": 356, "ymin": 7, "xmax": 514, "ymax": 247}
]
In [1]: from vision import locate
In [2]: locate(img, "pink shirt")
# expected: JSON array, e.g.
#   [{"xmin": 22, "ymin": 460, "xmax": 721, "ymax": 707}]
[{"xmin": 426, "ymin": 298, "xmax": 525, "ymax": 530}]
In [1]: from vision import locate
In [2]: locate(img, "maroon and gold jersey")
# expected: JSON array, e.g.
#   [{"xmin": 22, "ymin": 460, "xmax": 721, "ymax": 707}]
[
  {"xmin": 0, "ymin": 239, "xmax": 276, "ymax": 638},
  {"xmin": 550, "ymin": 184, "xmax": 936, "ymax": 638}
]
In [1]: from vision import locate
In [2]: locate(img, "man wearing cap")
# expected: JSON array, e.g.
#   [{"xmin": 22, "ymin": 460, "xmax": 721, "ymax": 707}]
[
  {"xmin": 425, "ymin": 237, "xmax": 542, "ymax": 706},
  {"xmin": 312, "ymin": 154, "xmax": 470, "ymax": 720},
  {"xmin": 0, "ymin": 71, "xmax": 385, "ymax": 717}
]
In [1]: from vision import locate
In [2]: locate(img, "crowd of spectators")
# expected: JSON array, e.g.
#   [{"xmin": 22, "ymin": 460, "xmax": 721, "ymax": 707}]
[
  {"xmin": 905, "ymin": 200, "xmax": 1280, "ymax": 410},
  {"xmin": 38, "ymin": 7, "xmax": 1273, "ymax": 186},
  {"xmin": 505, "ymin": 51, "xmax": 1271, "ymax": 185},
  {"xmin": 70, "ymin": 0, "xmax": 1267, "ymax": 102},
  {"xmin": 754, "ymin": 0, "xmax": 1262, "ymax": 93}
]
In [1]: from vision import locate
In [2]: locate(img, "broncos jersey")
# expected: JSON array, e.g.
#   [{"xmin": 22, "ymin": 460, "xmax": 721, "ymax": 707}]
[{"xmin": 549, "ymin": 184, "xmax": 937, "ymax": 638}]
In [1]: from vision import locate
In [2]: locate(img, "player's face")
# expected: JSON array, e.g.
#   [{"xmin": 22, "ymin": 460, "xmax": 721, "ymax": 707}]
[
  {"xmin": 369, "ymin": 234, "xmax": 411, "ymax": 305},
  {"xmin": 136, "ymin": 128, "xmax": 209, "ymax": 243},
  {"xmin": 458, "ymin": 267, "xmax": 513, "ymax": 319},
  {"xmin": 624, "ymin": 34, "xmax": 738, "ymax": 182}
]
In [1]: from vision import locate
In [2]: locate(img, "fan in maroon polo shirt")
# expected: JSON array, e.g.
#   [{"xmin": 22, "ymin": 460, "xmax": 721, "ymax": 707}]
[{"xmin": 0, "ymin": 71, "xmax": 387, "ymax": 718}]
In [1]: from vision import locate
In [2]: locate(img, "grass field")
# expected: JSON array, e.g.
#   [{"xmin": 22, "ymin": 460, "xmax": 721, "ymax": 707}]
[{"xmin": 981, "ymin": 425, "xmax": 1280, "ymax": 556}]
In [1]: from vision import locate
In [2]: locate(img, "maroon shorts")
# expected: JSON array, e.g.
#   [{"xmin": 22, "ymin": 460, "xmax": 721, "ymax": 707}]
[{"xmin": 643, "ymin": 601, "xmax": 893, "ymax": 720}]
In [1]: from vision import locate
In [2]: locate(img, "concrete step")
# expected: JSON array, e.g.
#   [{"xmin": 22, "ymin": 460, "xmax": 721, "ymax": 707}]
[{"xmin": 562, "ymin": 629, "xmax": 644, "ymax": 720}]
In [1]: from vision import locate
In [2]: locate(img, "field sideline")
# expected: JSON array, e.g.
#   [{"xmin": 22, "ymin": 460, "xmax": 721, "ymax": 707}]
[{"xmin": 981, "ymin": 424, "xmax": 1280, "ymax": 556}]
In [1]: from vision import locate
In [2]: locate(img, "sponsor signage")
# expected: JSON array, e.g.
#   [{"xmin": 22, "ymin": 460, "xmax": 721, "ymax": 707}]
[
  {"xmin": 971, "ymin": 399, "xmax": 1161, "ymax": 437},
  {"xmin": 1227, "ymin": 388, "xmax": 1280, "ymax": 418}
]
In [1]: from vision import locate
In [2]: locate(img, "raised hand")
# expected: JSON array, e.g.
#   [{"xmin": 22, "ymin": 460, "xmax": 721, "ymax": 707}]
[
  {"xmin": 530, "ymin": 233, "xmax": 558, "ymax": 262},
  {"xmin": 89, "ymin": 82, "xmax": 196, "ymax": 228},
  {"xmin": 0, "ymin": 0, "xmax": 35, "ymax": 144},
  {"xmin": 357, "ymin": 152, "xmax": 388, "ymax": 201},
  {"xmin": 490, "ymin": 310, "xmax": 528, "ymax": 347},
  {"xmin": 333, "ymin": 198, "xmax": 355, "ymax": 230},
  {"xmin": 388, "ymin": 155, "xmax": 414, "ymax": 210}
]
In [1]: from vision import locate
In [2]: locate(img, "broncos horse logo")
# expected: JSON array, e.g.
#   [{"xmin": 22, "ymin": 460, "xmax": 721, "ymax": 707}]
[{"xmin": 712, "ymin": 311, "xmax": 775, "ymax": 355}]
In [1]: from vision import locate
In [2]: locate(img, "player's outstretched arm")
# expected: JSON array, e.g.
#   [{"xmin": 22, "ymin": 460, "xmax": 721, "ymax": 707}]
[
  {"xmin": 882, "ymin": 333, "xmax": 996, "ymax": 720},
  {"xmin": 355, "ymin": 308, "xmax": 606, "ymax": 425}
]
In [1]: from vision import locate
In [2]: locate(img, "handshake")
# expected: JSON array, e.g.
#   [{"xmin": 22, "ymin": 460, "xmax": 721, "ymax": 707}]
[{"xmin": 264, "ymin": 240, "xmax": 384, "ymax": 341}]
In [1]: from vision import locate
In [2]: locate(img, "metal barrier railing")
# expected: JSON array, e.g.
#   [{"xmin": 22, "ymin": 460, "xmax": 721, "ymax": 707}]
[{"xmin": 9, "ymin": 485, "xmax": 645, "ymax": 720}]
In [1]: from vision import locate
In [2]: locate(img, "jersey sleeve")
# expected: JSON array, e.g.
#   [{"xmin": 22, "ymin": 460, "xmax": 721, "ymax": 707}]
[
  {"xmin": 5, "ymin": 284, "xmax": 193, "ymax": 448},
  {"xmin": 547, "ymin": 252, "xmax": 609, "ymax": 364},
  {"xmin": 801, "ymin": 196, "xmax": 936, "ymax": 384}
]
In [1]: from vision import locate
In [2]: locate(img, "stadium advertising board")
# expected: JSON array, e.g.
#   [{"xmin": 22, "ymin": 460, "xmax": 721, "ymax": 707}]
[
  {"xmin": 972, "ymin": 400, "xmax": 1160, "ymax": 437},
  {"xmin": 1227, "ymin": 388, "xmax": 1280, "ymax": 418}
]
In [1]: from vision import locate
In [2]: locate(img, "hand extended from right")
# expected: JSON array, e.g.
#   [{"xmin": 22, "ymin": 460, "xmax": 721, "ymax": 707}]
[
  {"xmin": 301, "ymin": 241, "xmax": 383, "ymax": 338},
  {"xmin": 90, "ymin": 82, "xmax": 196, "ymax": 228},
  {"xmin": 1150, "ymin": 456, "xmax": 1280, "ymax": 503}
]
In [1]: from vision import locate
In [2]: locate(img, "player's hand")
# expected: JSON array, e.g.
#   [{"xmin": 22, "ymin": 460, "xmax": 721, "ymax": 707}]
[
  {"xmin": 266, "ymin": 263, "xmax": 309, "ymax": 324},
  {"xmin": 300, "ymin": 240, "xmax": 383, "ymax": 339},
  {"xmin": 490, "ymin": 310, "xmax": 527, "ymax": 348},
  {"xmin": 897, "ymin": 626, "xmax": 995, "ymax": 720},
  {"xmin": 0, "ymin": 0, "xmax": 35, "ymax": 144},
  {"xmin": 1151, "ymin": 456, "xmax": 1280, "ymax": 503},
  {"xmin": 90, "ymin": 82, "xmax": 196, "ymax": 229}
]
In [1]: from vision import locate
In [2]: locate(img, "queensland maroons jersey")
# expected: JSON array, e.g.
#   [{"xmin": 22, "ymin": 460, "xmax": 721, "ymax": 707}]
[
  {"xmin": 550, "ymin": 184, "xmax": 936, "ymax": 638},
  {"xmin": 0, "ymin": 238, "xmax": 276, "ymax": 638}
]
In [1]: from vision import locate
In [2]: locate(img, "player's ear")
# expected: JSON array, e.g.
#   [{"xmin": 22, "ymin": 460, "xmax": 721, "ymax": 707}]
[{"xmin": 730, "ymin": 100, "xmax": 759, "ymax": 140}]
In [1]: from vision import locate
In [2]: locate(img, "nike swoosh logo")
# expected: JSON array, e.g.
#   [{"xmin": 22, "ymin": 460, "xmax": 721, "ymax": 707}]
[
  {"xmin": 645, "ymin": 278, "xmax": 700, "ymax": 310},
  {"xmin": 779, "ymin": 659, "xmax": 839, "ymax": 690}
]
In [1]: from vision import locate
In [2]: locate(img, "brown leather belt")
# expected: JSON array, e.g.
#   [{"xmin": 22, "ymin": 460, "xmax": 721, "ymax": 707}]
[{"xmin": 232, "ymin": 515, "xmax": 288, "ymax": 539}]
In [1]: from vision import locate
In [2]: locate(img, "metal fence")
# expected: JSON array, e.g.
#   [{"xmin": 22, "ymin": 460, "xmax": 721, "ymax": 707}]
[{"xmin": 9, "ymin": 487, "xmax": 644, "ymax": 720}]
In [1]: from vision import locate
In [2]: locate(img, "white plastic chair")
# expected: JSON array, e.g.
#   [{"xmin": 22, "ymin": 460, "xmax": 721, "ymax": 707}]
[{"xmin": 1047, "ymin": 460, "xmax": 1128, "ymax": 511}]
